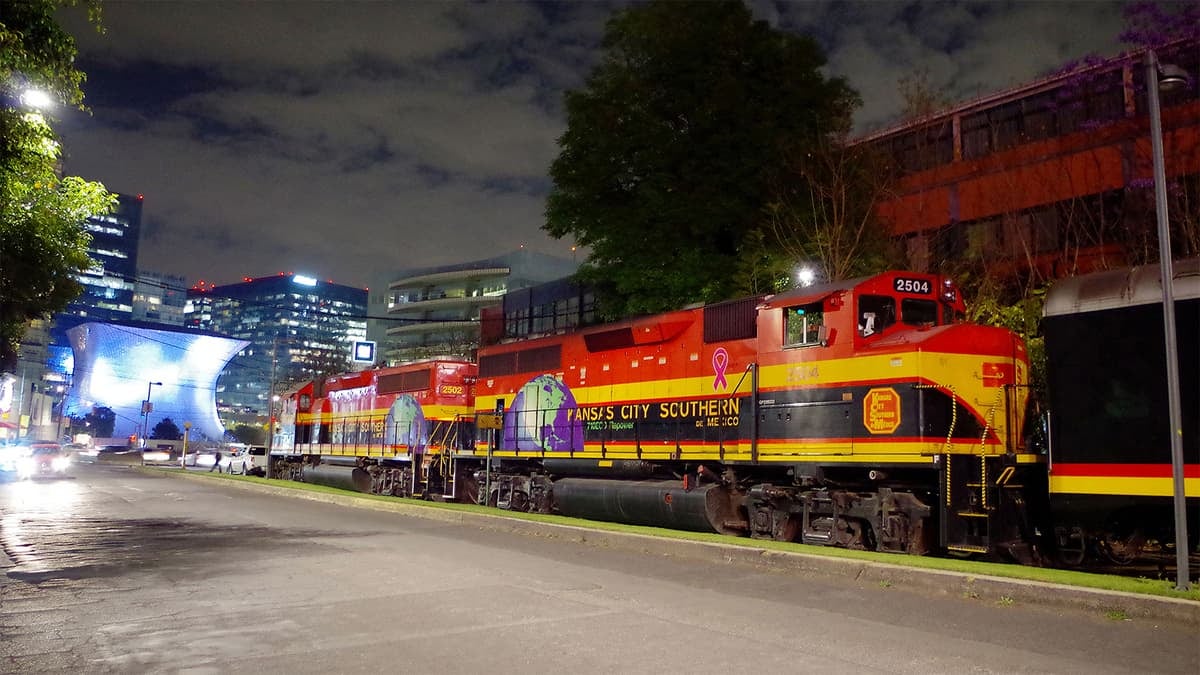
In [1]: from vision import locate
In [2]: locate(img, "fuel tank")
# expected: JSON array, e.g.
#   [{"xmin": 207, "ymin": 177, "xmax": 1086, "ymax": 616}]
[
  {"xmin": 303, "ymin": 463, "xmax": 372, "ymax": 493},
  {"xmin": 542, "ymin": 459, "xmax": 659, "ymax": 479},
  {"xmin": 552, "ymin": 479, "xmax": 742, "ymax": 534}
]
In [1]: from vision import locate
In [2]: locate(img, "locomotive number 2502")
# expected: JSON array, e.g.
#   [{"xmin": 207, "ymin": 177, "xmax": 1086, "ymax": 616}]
[{"xmin": 893, "ymin": 277, "xmax": 932, "ymax": 294}]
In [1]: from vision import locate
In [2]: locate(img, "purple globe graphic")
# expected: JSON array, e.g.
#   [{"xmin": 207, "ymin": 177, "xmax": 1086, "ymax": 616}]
[
  {"xmin": 503, "ymin": 374, "xmax": 584, "ymax": 451},
  {"xmin": 384, "ymin": 394, "xmax": 428, "ymax": 452}
]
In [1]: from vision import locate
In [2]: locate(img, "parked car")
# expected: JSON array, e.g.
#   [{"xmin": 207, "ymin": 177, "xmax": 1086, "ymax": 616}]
[{"xmin": 223, "ymin": 447, "xmax": 256, "ymax": 475}]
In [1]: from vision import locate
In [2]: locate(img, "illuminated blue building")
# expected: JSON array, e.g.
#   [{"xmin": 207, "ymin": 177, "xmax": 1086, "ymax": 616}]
[
  {"xmin": 65, "ymin": 321, "xmax": 248, "ymax": 442},
  {"xmin": 187, "ymin": 274, "xmax": 367, "ymax": 415}
]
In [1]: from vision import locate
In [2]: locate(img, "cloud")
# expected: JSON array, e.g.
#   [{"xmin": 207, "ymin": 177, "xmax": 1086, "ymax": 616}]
[{"xmin": 54, "ymin": 0, "xmax": 1132, "ymax": 290}]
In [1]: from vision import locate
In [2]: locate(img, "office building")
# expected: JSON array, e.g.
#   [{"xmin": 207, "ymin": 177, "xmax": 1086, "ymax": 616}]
[
  {"xmin": 54, "ymin": 193, "xmax": 144, "ymax": 339},
  {"xmin": 132, "ymin": 271, "xmax": 188, "ymax": 326},
  {"xmin": 370, "ymin": 249, "xmax": 578, "ymax": 365},
  {"xmin": 187, "ymin": 274, "xmax": 368, "ymax": 415},
  {"xmin": 858, "ymin": 38, "xmax": 1199, "ymax": 282}
]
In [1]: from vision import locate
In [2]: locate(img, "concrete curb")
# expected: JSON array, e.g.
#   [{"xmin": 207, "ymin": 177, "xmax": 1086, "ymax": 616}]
[{"xmin": 157, "ymin": 468, "xmax": 1200, "ymax": 628}]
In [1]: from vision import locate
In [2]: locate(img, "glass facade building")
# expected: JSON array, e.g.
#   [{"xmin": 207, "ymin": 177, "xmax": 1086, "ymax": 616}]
[
  {"xmin": 51, "ymin": 193, "xmax": 144, "ymax": 344},
  {"xmin": 187, "ymin": 274, "xmax": 368, "ymax": 416},
  {"xmin": 369, "ymin": 249, "xmax": 578, "ymax": 365}
]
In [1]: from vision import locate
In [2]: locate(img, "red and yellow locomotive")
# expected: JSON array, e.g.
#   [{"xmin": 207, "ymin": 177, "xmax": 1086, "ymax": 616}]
[
  {"xmin": 271, "ymin": 359, "xmax": 477, "ymax": 498},
  {"xmin": 270, "ymin": 270, "xmax": 1042, "ymax": 559},
  {"xmin": 466, "ymin": 270, "xmax": 1037, "ymax": 558}
]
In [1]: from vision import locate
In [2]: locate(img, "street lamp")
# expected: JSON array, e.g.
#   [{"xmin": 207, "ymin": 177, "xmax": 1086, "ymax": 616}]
[
  {"xmin": 796, "ymin": 266, "xmax": 816, "ymax": 288},
  {"xmin": 1145, "ymin": 48, "xmax": 1191, "ymax": 592},
  {"xmin": 19, "ymin": 88, "xmax": 52, "ymax": 110},
  {"xmin": 140, "ymin": 381, "xmax": 163, "ymax": 449},
  {"xmin": 181, "ymin": 421, "xmax": 192, "ymax": 468}
]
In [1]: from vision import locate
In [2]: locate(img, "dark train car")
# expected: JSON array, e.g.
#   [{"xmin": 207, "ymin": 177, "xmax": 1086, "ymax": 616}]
[
  {"xmin": 269, "ymin": 359, "xmax": 477, "ymax": 498},
  {"xmin": 470, "ymin": 270, "xmax": 1040, "ymax": 559},
  {"xmin": 1043, "ymin": 258, "xmax": 1200, "ymax": 564}
]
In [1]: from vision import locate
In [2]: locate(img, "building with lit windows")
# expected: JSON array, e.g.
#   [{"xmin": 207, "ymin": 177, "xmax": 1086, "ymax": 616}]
[
  {"xmin": 187, "ymin": 274, "xmax": 367, "ymax": 416},
  {"xmin": 369, "ymin": 249, "xmax": 577, "ymax": 365},
  {"xmin": 132, "ymin": 271, "xmax": 188, "ymax": 326},
  {"xmin": 51, "ymin": 192, "xmax": 144, "ymax": 343},
  {"xmin": 479, "ymin": 276, "xmax": 598, "ymax": 346},
  {"xmin": 859, "ymin": 38, "xmax": 1199, "ymax": 282}
]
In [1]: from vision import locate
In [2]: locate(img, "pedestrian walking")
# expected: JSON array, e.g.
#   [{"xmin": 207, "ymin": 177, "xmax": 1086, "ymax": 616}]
[{"xmin": 210, "ymin": 450, "xmax": 223, "ymax": 473}]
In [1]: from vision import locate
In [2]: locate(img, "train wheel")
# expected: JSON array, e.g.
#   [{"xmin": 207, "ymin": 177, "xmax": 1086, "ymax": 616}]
[
  {"xmin": 1098, "ymin": 530, "xmax": 1146, "ymax": 566},
  {"xmin": 775, "ymin": 515, "xmax": 801, "ymax": 542},
  {"xmin": 509, "ymin": 490, "xmax": 529, "ymax": 512}
]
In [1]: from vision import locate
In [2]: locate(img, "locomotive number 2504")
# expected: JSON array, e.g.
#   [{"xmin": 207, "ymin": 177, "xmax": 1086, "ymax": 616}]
[{"xmin": 893, "ymin": 277, "xmax": 932, "ymax": 294}]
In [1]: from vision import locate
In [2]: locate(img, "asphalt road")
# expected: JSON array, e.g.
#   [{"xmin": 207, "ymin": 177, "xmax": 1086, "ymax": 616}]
[{"xmin": 1, "ymin": 464, "xmax": 1197, "ymax": 674}]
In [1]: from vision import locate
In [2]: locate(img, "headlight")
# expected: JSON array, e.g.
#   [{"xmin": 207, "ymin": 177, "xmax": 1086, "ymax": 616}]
[
  {"xmin": 51, "ymin": 456, "xmax": 71, "ymax": 472},
  {"xmin": 16, "ymin": 456, "xmax": 36, "ymax": 478}
]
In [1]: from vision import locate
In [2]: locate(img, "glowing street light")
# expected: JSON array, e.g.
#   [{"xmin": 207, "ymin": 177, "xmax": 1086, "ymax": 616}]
[
  {"xmin": 19, "ymin": 88, "xmax": 52, "ymax": 110},
  {"xmin": 796, "ymin": 266, "xmax": 816, "ymax": 287},
  {"xmin": 1145, "ymin": 48, "xmax": 1191, "ymax": 592}
]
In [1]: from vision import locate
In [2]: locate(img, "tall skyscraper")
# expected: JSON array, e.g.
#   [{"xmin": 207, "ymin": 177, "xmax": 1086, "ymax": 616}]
[
  {"xmin": 57, "ymin": 193, "xmax": 144, "ymax": 335},
  {"xmin": 187, "ymin": 274, "xmax": 368, "ymax": 415}
]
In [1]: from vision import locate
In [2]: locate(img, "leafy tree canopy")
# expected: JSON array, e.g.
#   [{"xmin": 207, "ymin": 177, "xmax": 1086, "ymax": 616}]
[
  {"xmin": 230, "ymin": 423, "xmax": 266, "ymax": 446},
  {"xmin": 1, "ymin": 0, "xmax": 115, "ymax": 373},
  {"xmin": 82, "ymin": 405, "xmax": 114, "ymax": 438},
  {"xmin": 151, "ymin": 417, "xmax": 183, "ymax": 440},
  {"xmin": 545, "ymin": 0, "xmax": 859, "ymax": 318}
]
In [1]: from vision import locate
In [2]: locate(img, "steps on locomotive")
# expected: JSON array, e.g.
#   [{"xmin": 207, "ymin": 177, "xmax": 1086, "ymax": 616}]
[{"xmin": 943, "ymin": 455, "xmax": 997, "ymax": 554}]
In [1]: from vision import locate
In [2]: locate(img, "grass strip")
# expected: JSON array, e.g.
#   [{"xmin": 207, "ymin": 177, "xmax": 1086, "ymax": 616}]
[{"xmin": 180, "ymin": 468, "xmax": 1200, "ymax": 602}]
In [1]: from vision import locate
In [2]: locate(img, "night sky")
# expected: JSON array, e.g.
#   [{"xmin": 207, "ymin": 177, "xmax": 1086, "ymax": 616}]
[{"xmin": 54, "ymin": 1, "xmax": 1131, "ymax": 289}]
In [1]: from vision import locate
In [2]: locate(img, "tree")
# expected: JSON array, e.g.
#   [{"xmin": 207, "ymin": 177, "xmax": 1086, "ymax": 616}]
[
  {"xmin": 755, "ymin": 134, "xmax": 903, "ymax": 289},
  {"xmin": 1, "ymin": 0, "xmax": 116, "ymax": 373},
  {"xmin": 82, "ymin": 405, "xmax": 115, "ymax": 438},
  {"xmin": 545, "ymin": 0, "xmax": 858, "ymax": 318},
  {"xmin": 151, "ymin": 417, "xmax": 182, "ymax": 441},
  {"xmin": 230, "ymin": 423, "xmax": 266, "ymax": 446}
]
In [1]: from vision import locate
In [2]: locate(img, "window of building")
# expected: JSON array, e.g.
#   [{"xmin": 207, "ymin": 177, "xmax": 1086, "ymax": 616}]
[
  {"xmin": 965, "ymin": 217, "xmax": 1002, "ymax": 259},
  {"xmin": 989, "ymin": 100, "xmax": 1024, "ymax": 152},
  {"xmin": 960, "ymin": 111, "xmax": 992, "ymax": 159},
  {"xmin": 1021, "ymin": 91, "xmax": 1058, "ymax": 142},
  {"xmin": 783, "ymin": 302, "xmax": 825, "ymax": 347},
  {"xmin": 887, "ymin": 121, "xmax": 955, "ymax": 174}
]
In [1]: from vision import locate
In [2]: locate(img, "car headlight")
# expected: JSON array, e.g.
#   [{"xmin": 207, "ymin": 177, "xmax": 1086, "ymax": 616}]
[
  {"xmin": 51, "ymin": 456, "xmax": 71, "ymax": 472},
  {"xmin": 16, "ymin": 456, "xmax": 36, "ymax": 478}
]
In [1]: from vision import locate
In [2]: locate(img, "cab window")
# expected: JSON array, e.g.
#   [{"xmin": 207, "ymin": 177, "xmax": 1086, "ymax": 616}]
[
  {"xmin": 901, "ymin": 298, "xmax": 938, "ymax": 326},
  {"xmin": 858, "ymin": 295, "xmax": 896, "ymax": 337},
  {"xmin": 784, "ymin": 302, "xmax": 824, "ymax": 347}
]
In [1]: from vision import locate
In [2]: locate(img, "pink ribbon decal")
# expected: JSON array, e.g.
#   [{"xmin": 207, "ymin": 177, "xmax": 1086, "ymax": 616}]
[{"xmin": 712, "ymin": 348, "xmax": 729, "ymax": 390}]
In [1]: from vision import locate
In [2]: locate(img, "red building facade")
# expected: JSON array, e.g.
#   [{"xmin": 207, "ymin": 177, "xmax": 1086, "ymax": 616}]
[{"xmin": 860, "ymin": 39, "xmax": 1199, "ymax": 283}]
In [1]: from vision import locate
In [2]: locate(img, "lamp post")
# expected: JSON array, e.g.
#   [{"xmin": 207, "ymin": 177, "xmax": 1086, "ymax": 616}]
[
  {"xmin": 266, "ymin": 337, "xmax": 280, "ymax": 452},
  {"xmin": 140, "ymin": 381, "xmax": 162, "ymax": 449},
  {"xmin": 181, "ymin": 421, "xmax": 191, "ymax": 468},
  {"xmin": 1145, "ymin": 48, "xmax": 1191, "ymax": 592}
]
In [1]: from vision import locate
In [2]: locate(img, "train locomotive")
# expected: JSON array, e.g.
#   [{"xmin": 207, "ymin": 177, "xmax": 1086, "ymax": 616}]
[{"xmin": 270, "ymin": 269, "xmax": 1045, "ymax": 561}]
